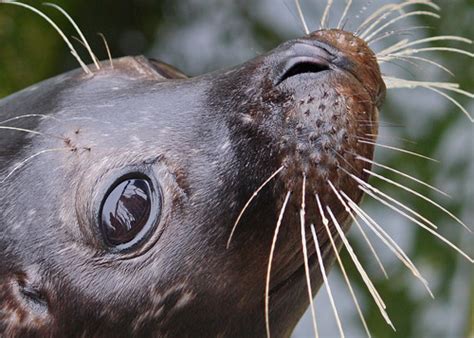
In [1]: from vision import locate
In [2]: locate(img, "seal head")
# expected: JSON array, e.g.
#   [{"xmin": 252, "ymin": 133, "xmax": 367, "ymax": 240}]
[{"xmin": 0, "ymin": 29, "xmax": 384, "ymax": 337}]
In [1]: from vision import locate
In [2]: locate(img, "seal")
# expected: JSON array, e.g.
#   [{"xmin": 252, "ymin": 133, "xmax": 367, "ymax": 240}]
[
  {"xmin": 0, "ymin": 20, "xmax": 384, "ymax": 336},
  {"xmin": 1, "ymin": 1, "xmax": 472, "ymax": 337}
]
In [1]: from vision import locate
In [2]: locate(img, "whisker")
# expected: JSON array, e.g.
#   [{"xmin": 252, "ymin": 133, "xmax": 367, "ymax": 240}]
[
  {"xmin": 365, "ymin": 133, "xmax": 417, "ymax": 145},
  {"xmin": 310, "ymin": 223, "xmax": 345, "ymax": 338},
  {"xmin": 355, "ymin": 3, "xmax": 396, "ymax": 35},
  {"xmin": 98, "ymin": 32, "xmax": 114, "ymax": 69},
  {"xmin": 357, "ymin": 120, "xmax": 405, "ymax": 127},
  {"xmin": 340, "ymin": 190, "xmax": 434, "ymax": 298},
  {"xmin": 356, "ymin": 1, "xmax": 439, "ymax": 36},
  {"xmin": 380, "ymin": 59, "xmax": 418, "ymax": 78},
  {"xmin": 378, "ymin": 55, "xmax": 454, "ymax": 77},
  {"xmin": 382, "ymin": 78, "xmax": 472, "ymax": 97},
  {"xmin": 1, "ymin": 148, "xmax": 69, "ymax": 184},
  {"xmin": 226, "ymin": 166, "xmax": 284, "ymax": 248},
  {"xmin": 300, "ymin": 175, "xmax": 319, "ymax": 338},
  {"xmin": 317, "ymin": 196, "xmax": 372, "ymax": 338},
  {"xmin": 1, "ymin": 1, "xmax": 91, "ymax": 74},
  {"xmin": 294, "ymin": 0, "xmax": 310, "ymax": 35},
  {"xmin": 378, "ymin": 35, "xmax": 472, "ymax": 56},
  {"xmin": 360, "ymin": 1, "xmax": 439, "ymax": 39},
  {"xmin": 378, "ymin": 38, "xmax": 410, "ymax": 56},
  {"xmin": 364, "ymin": 11, "xmax": 441, "ymax": 42},
  {"xmin": 0, "ymin": 114, "xmax": 60, "ymax": 125},
  {"xmin": 368, "ymin": 26, "xmax": 432, "ymax": 46},
  {"xmin": 265, "ymin": 191, "xmax": 291, "ymax": 338},
  {"xmin": 382, "ymin": 77, "xmax": 474, "ymax": 122},
  {"xmin": 320, "ymin": 200, "xmax": 395, "ymax": 331},
  {"xmin": 320, "ymin": 0, "xmax": 334, "ymax": 29},
  {"xmin": 0, "ymin": 126, "xmax": 65, "ymax": 140},
  {"xmin": 356, "ymin": 182, "xmax": 473, "ymax": 263},
  {"xmin": 388, "ymin": 47, "xmax": 474, "ymax": 59},
  {"xmin": 71, "ymin": 36, "xmax": 100, "ymax": 66},
  {"xmin": 327, "ymin": 181, "xmax": 388, "ymax": 278},
  {"xmin": 355, "ymin": 155, "xmax": 450, "ymax": 198},
  {"xmin": 43, "ymin": 2, "xmax": 100, "ymax": 70},
  {"xmin": 337, "ymin": 0, "xmax": 352, "ymax": 29},
  {"xmin": 331, "ymin": 146, "xmax": 358, "ymax": 175},
  {"xmin": 357, "ymin": 139, "xmax": 439, "ymax": 162},
  {"xmin": 349, "ymin": 171, "xmax": 438, "ymax": 230},
  {"xmin": 365, "ymin": 169, "xmax": 472, "ymax": 233}
]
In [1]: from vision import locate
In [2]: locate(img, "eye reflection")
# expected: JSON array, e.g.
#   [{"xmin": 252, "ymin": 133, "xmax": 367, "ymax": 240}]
[{"xmin": 100, "ymin": 178, "xmax": 156, "ymax": 247}]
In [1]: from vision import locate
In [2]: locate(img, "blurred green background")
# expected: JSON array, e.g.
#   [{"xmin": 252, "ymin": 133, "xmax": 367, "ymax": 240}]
[{"xmin": 0, "ymin": 1, "xmax": 472, "ymax": 337}]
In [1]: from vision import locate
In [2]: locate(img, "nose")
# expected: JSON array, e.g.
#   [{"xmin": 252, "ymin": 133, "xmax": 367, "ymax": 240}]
[{"xmin": 274, "ymin": 42, "xmax": 335, "ymax": 86}]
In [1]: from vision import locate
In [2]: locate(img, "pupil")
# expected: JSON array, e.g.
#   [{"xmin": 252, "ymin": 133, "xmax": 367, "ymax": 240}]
[{"xmin": 101, "ymin": 178, "xmax": 152, "ymax": 246}]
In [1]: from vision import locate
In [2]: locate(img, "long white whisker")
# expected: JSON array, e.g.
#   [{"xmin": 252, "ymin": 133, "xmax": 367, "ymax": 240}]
[
  {"xmin": 391, "ymin": 47, "xmax": 474, "ymax": 59},
  {"xmin": 365, "ymin": 169, "xmax": 472, "ymax": 233},
  {"xmin": 364, "ymin": 11, "xmax": 441, "ymax": 42},
  {"xmin": 317, "ymin": 197, "xmax": 372, "ymax": 338},
  {"xmin": 321, "ymin": 201, "xmax": 396, "ymax": 331},
  {"xmin": 378, "ymin": 35, "xmax": 472, "ymax": 56},
  {"xmin": 98, "ymin": 33, "xmax": 114, "ymax": 69},
  {"xmin": 382, "ymin": 77, "xmax": 471, "ymax": 95},
  {"xmin": 378, "ymin": 38, "xmax": 410, "ymax": 56},
  {"xmin": 357, "ymin": 173, "xmax": 439, "ymax": 230},
  {"xmin": 0, "ymin": 126, "xmax": 64, "ymax": 140},
  {"xmin": 301, "ymin": 176, "xmax": 319, "ymax": 338},
  {"xmin": 340, "ymin": 191, "xmax": 434, "ymax": 298},
  {"xmin": 0, "ymin": 114, "xmax": 60, "ymax": 125},
  {"xmin": 355, "ymin": 155, "xmax": 450, "ymax": 198},
  {"xmin": 1, "ymin": 1, "xmax": 91, "ymax": 74},
  {"xmin": 327, "ymin": 181, "xmax": 388, "ymax": 278},
  {"xmin": 378, "ymin": 55, "xmax": 455, "ymax": 77},
  {"xmin": 71, "ymin": 36, "xmax": 100, "ymax": 66},
  {"xmin": 265, "ymin": 191, "xmax": 291, "ymax": 338},
  {"xmin": 361, "ymin": 2, "xmax": 439, "ymax": 40},
  {"xmin": 357, "ymin": 139, "xmax": 439, "ymax": 162},
  {"xmin": 43, "ymin": 2, "xmax": 100, "ymax": 70},
  {"xmin": 310, "ymin": 223, "xmax": 345, "ymax": 338},
  {"xmin": 356, "ymin": 3, "xmax": 397, "ymax": 35},
  {"xmin": 294, "ymin": 0, "xmax": 310, "ymax": 34},
  {"xmin": 382, "ymin": 78, "xmax": 473, "ymax": 122},
  {"xmin": 364, "ymin": 133, "xmax": 417, "ymax": 145},
  {"xmin": 346, "ymin": 170, "xmax": 439, "ymax": 230},
  {"xmin": 337, "ymin": 0, "xmax": 352, "ymax": 29},
  {"xmin": 226, "ymin": 166, "xmax": 284, "ymax": 248},
  {"xmin": 1, "ymin": 148, "xmax": 69, "ymax": 184},
  {"xmin": 357, "ymin": 1, "xmax": 439, "ymax": 36},
  {"xmin": 320, "ymin": 0, "xmax": 334, "ymax": 29},
  {"xmin": 368, "ymin": 26, "xmax": 431, "ymax": 46},
  {"xmin": 340, "ymin": 191, "xmax": 423, "ymax": 273},
  {"xmin": 357, "ymin": 183, "xmax": 473, "ymax": 263}
]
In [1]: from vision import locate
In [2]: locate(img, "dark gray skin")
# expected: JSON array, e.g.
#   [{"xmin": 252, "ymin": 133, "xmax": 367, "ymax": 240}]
[{"xmin": 0, "ymin": 29, "xmax": 384, "ymax": 337}]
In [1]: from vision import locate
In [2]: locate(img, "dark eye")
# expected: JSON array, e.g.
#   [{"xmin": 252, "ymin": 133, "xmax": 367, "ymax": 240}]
[{"xmin": 100, "ymin": 176, "xmax": 161, "ymax": 250}]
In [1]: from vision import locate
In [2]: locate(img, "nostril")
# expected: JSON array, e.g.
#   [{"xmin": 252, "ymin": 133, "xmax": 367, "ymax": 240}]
[
  {"xmin": 275, "ymin": 42, "xmax": 335, "ymax": 85},
  {"xmin": 277, "ymin": 60, "xmax": 330, "ymax": 85}
]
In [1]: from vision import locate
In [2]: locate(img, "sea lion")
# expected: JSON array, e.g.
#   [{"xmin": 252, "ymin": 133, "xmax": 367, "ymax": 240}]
[
  {"xmin": 0, "ymin": 19, "xmax": 384, "ymax": 337},
  {"xmin": 0, "ymin": 1, "xmax": 472, "ymax": 338}
]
